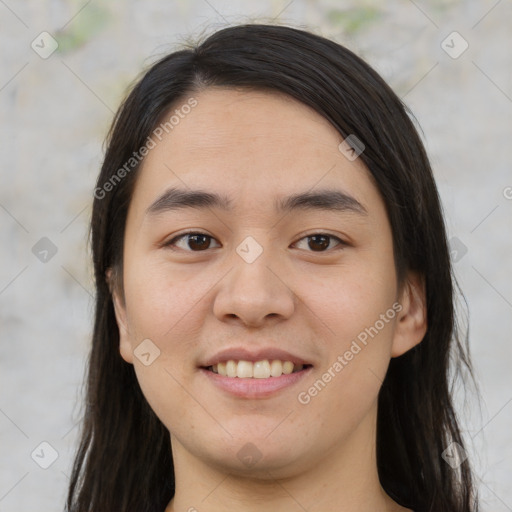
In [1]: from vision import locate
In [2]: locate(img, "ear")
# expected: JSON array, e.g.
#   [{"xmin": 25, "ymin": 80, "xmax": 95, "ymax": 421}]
[
  {"xmin": 391, "ymin": 271, "xmax": 427, "ymax": 358},
  {"xmin": 106, "ymin": 268, "xmax": 134, "ymax": 364}
]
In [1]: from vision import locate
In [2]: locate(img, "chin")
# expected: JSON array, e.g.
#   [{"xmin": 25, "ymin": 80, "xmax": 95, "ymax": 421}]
[{"xmin": 199, "ymin": 433, "xmax": 310, "ymax": 477}]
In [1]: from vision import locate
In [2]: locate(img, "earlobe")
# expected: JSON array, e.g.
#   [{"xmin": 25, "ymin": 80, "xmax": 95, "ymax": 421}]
[
  {"xmin": 106, "ymin": 268, "xmax": 134, "ymax": 364},
  {"xmin": 391, "ymin": 272, "xmax": 427, "ymax": 358}
]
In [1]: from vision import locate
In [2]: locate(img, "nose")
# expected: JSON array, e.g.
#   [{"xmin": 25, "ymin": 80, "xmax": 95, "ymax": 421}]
[{"xmin": 212, "ymin": 242, "xmax": 296, "ymax": 328}]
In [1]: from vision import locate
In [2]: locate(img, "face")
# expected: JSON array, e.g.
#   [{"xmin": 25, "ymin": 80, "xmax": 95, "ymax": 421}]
[{"xmin": 112, "ymin": 88, "xmax": 425, "ymax": 478}]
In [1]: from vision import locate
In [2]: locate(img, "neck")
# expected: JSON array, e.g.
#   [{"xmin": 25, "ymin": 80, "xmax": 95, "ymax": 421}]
[{"xmin": 165, "ymin": 406, "xmax": 409, "ymax": 512}]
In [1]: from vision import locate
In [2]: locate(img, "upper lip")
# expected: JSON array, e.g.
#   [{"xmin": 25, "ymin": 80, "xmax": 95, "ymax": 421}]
[{"xmin": 200, "ymin": 347, "xmax": 312, "ymax": 367}]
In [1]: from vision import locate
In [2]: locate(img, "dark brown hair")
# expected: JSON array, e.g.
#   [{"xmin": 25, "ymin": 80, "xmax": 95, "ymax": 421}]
[{"xmin": 66, "ymin": 23, "xmax": 479, "ymax": 512}]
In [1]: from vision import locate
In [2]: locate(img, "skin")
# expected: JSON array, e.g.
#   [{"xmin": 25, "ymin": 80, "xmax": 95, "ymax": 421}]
[{"xmin": 111, "ymin": 88, "xmax": 427, "ymax": 512}]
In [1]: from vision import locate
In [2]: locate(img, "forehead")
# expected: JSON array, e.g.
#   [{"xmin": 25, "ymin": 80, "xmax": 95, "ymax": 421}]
[{"xmin": 129, "ymin": 88, "xmax": 382, "ymax": 219}]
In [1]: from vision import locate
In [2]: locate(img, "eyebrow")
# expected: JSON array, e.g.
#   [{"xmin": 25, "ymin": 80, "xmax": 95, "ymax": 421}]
[{"xmin": 146, "ymin": 186, "xmax": 368, "ymax": 217}]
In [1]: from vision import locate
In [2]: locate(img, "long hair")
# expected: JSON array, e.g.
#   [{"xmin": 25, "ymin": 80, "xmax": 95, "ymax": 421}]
[{"xmin": 66, "ymin": 24, "xmax": 479, "ymax": 512}]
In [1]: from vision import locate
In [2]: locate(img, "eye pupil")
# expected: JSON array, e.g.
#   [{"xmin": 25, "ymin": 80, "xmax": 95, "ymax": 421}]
[
  {"xmin": 189, "ymin": 234, "xmax": 210, "ymax": 251},
  {"xmin": 308, "ymin": 235, "xmax": 330, "ymax": 251}
]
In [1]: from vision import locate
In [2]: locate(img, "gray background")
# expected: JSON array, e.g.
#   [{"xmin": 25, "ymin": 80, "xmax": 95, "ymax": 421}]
[{"xmin": 0, "ymin": 0, "xmax": 511, "ymax": 510}]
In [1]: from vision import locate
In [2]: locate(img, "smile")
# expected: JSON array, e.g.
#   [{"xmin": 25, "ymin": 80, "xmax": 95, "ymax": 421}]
[
  {"xmin": 200, "ymin": 362, "xmax": 313, "ymax": 399},
  {"xmin": 206, "ymin": 359, "xmax": 310, "ymax": 379}
]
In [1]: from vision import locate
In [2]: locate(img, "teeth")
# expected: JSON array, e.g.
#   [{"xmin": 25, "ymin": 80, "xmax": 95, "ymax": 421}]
[
  {"xmin": 282, "ymin": 361, "xmax": 294, "ymax": 374},
  {"xmin": 226, "ymin": 360, "xmax": 237, "ymax": 378},
  {"xmin": 208, "ymin": 359, "xmax": 306, "ymax": 378},
  {"xmin": 270, "ymin": 359, "xmax": 283, "ymax": 377},
  {"xmin": 237, "ymin": 360, "xmax": 253, "ymax": 378},
  {"xmin": 253, "ymin": 360, "xmax": 270, "ymax": 378}
]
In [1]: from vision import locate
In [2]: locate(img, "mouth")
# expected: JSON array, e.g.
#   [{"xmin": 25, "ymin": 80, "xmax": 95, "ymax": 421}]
[
  {"xmin": 202, "ymin": 359, "xmax": 312, "ymax": 379},
  {"xmin": 199, "ymin": 358, "xmax": 313, "ymax": 399}
]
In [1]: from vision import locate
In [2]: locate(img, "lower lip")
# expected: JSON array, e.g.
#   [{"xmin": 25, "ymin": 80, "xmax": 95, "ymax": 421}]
[{"xmin": 199, "ymin": 367, "xmax": 312, "ymax": 399}]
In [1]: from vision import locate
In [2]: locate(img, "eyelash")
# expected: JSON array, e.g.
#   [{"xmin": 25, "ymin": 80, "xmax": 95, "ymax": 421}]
[{"xmin": 163, "ymin": 231, "xmax": 347, "ymax": 253}]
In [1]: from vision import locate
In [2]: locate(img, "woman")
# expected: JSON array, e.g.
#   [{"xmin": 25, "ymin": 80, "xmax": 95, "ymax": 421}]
[{"xmin": 66, "ymin": 24, "xmax": 479, "ymax": 512}]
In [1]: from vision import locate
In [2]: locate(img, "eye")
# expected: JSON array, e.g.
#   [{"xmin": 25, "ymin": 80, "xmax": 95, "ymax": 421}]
[
  {"xmin": 163, "ymin": 232, "xmax": 346, "ymax": 253},
  {"xmin": 164, "ymin": 232, "xmax": 221, "ymax": 252},
  {"xmin": 293, "ymin": 233, "xmax": 345, "ymax": 252}
]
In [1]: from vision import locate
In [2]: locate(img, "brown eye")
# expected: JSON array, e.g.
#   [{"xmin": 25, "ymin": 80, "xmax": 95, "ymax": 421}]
[
  {"xmin": 165, "ymin": 232, "xmax": 344, "ymax": 253},
  {"xmin": 308, "ymin": 234, "xmax": 330, "ymax": 251},
  {"xmin": 294, "ymin": 233, "xmax": 345, "ymax": 252},
  {"xmin": 186, "ymin": 234, "xmax": 211, "ymax": 251},
  {"xmin": 165, "ymin": 232, "xmax": 220, "ymax": 252}
]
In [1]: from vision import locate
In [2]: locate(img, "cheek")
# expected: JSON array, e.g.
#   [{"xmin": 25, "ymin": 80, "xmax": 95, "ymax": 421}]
[
  {"xmin": 123, "ymin": 255, "xmax": 212, "ymax": 341},
  {"xmin": 291, "ymin": 257, "xmax": 397, "ymax": 416},
  {"xmin": 295, "ymin": 251, "xmax": 398, "ymax": 347},
  {"xmin": 123, "ymin": 261, "xmax": 211, "ymax": 429}
]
